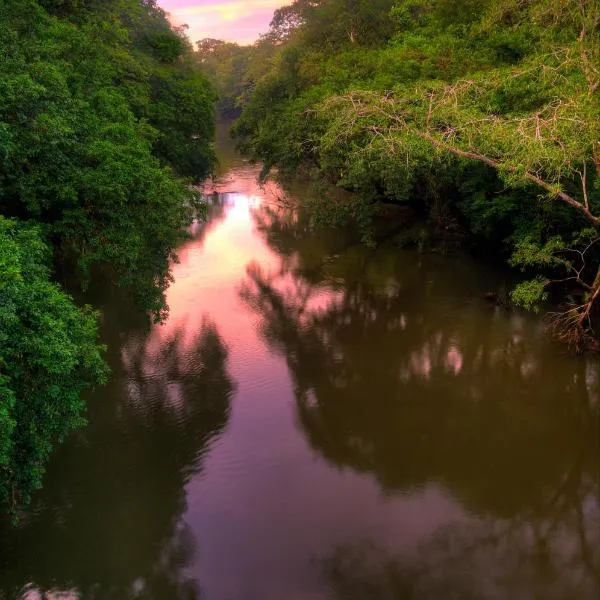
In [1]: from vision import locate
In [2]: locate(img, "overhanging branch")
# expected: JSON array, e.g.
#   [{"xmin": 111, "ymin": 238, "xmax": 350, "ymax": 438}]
[{"xmin": 418, "ymin": 132, "xmax": 600, "ymax": 227}]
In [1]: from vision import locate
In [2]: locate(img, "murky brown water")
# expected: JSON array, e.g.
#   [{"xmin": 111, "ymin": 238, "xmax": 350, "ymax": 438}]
[{"xmin": 1, "ymin": 126, "xmax": 599, "ymax": 600}]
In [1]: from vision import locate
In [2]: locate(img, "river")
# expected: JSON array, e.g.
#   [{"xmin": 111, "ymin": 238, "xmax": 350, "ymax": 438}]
[{"xmin": 1, "ymin": 126, "xmax": 599, "ymax": 600}]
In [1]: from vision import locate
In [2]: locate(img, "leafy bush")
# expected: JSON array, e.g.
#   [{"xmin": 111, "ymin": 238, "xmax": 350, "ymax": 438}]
[{"xmin": 0, "ymin": 218, "xmax": 108, "ymax": 509}]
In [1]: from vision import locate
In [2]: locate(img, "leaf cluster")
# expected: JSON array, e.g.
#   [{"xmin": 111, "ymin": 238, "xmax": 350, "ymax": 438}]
[{"xmin": 0, "ymin": 217, "xmax": 108, "ymax": 509}]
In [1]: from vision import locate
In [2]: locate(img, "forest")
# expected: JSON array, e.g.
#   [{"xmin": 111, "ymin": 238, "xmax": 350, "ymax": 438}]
[
  {"xmin": 202, "ymin": 0, "xmax": 600, "ymax": 348},
  {"xmin": 1, "ymin": 0, "xmax": 599, "ymax": 516},
  {"xmin": 0, "ymin": 0, "xmax": 214, "ymax": 512}
]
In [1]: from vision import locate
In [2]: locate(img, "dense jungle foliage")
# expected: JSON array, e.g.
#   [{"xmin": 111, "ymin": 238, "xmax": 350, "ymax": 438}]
[
  {"xmin": 205, "ymin": 0, "xmax": 600, "ymax": 350},
  {"xmin": 0, "ymin": 0, "xmax": 215, "ymax": 512}
]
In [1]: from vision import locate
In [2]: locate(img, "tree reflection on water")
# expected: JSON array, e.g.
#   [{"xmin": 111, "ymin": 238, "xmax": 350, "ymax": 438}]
[
  {"xmin": 319, "ymin": 504, "xmax": 599, "ymax": 600},
  {"xmin": 0, "ymin": 318, "xmax": 234, "ymax": 600},
  {"xmin": 242, "ymin": 200, "xmax": 600, "ymax": 599}
]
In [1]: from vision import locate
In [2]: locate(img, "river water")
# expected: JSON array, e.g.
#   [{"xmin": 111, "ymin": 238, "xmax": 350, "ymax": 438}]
[{"xmin": 1, "ymin": 128, "xmax": 599, "ymax": 600}]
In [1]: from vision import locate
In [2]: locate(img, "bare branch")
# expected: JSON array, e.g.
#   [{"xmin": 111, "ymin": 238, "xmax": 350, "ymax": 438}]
[
  {"xmin": 418, "ymin": 132, "xmax": 600, "ymax": 226},
  {"xmin": 579, "ymin": 162, "xmax": 589, "ymax": 211},
  {"xmin": 593, "ymin": 141, "xmax": 600, "ymax": 174},
  {"xmin": 327, "ymin": 90, "xmax": 600, "ymax": 227}
]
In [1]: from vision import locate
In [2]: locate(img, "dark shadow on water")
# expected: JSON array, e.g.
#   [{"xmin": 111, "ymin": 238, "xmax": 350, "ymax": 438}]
[
  {"xmin": 241, "ymin": 201, "xmax": 600, "ymax": 599},
  {"xmin": 241, "ymin": 256, "xmax": 599, "ymax": 509},
  {"xmin": 0, "ymin": 315, "xmax": 235, "ymax": 600},
  {"xmin": 319, "ymin": 505, "xmax": 600, "ymax": 600}
]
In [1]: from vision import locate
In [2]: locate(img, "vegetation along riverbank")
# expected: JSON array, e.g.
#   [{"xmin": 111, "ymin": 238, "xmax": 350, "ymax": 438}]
[
  {"xmin": 0, "ymin": 0, "xmax": 215, "ymax": 513},
  {"xmin": 202, "ymin": 0, "xmax": 600, "ymax": 350}
]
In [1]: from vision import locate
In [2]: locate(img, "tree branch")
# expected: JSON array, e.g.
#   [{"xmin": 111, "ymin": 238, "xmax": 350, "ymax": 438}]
[
  {"xmin": 593, "ymin": 141, "xmax": 600, "ymax": 174},
  {"xmin": 418, "ymin": 132, "xmax": 600, "ymax": 226}
]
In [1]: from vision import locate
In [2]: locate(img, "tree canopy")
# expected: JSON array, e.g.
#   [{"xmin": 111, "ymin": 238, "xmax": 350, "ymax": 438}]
[
  {"xmin": 0, "ymin": 0, "xmax": 215, "ymax": 512},
  {"xmin": 232, "ymin": 0, "xmax": 600, "ymax": 349},
  {"xmin": 0, "ymin": 217, "xmax": 108, "ymax": 509}
]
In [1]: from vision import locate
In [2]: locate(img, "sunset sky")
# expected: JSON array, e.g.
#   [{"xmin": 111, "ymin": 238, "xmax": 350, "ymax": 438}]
[{"xmin": 158, "ymin": 0, "xmax": 289, "ymax": 45}]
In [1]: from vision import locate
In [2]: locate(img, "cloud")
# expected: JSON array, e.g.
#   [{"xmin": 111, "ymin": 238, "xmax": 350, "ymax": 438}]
[
  {"xmin": 158, "ymin": 0, "xmax": 288, "ymax": 44},
  {"xmin": 175, "ymin": 0, "xmax": 281, "ymax": 19}
]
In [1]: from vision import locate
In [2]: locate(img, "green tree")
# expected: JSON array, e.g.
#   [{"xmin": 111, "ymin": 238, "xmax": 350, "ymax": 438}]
[
  {"xmin": 321, "ymin": 0, "xmax": 600, "ymax": 347},
  {"xmin": 0, "ymin": 0, "xmax": 216, "ymax": 513},
  {"xmin": 0, "ymin": 217, "xmax": 108, "ymax": 510},
  {"xmin": 234, "ymin": 0, "xmax": 600, "ymax": 349},
  {"xmin": 0, "ymin": 0, "xmax": 215, "ymax": 315}
]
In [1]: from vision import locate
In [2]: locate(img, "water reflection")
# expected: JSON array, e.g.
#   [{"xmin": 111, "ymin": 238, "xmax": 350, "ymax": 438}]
[
  {"xmin": 0, "ymin": 319, "xmax": 234, "ymax": 600},
  {"xmin": 320, "ymin": 501, "xmax": 600, "ymax": 600},
  {"xmin": 242, "ymin": 200, "xmax": 600, "ymax": 596},
  {"xmin": 2, "ymin": 126, "xmax": 599, "ymax": 600}
]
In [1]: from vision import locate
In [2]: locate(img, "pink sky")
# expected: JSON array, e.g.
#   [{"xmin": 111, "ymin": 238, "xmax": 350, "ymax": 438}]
[{"xmin": 158, "ymin": 0, "xmax": 289, "ymax": 45}]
